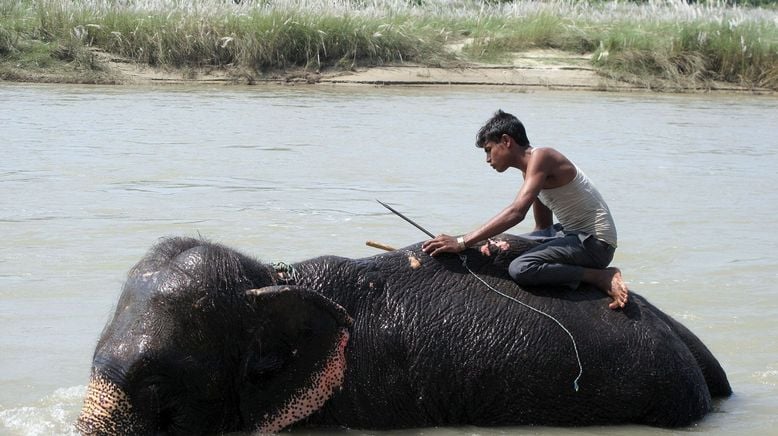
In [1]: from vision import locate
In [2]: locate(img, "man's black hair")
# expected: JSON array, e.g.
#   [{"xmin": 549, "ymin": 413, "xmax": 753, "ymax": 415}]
[{"xmin": 475, "ymin": 110, "xmax": 530, "ymax": 148}]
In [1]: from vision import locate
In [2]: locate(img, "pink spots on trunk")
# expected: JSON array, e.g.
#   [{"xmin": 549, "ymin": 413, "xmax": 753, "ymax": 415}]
[{"xmin": 76, "ymin": 374, "xmax": 146, "ymax": 435}]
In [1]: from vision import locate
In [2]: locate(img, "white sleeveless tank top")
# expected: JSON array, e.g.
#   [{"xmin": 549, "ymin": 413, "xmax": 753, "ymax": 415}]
[{"xmin": 537, "ymin": 165, "xmax": 617, "ymax": 247}]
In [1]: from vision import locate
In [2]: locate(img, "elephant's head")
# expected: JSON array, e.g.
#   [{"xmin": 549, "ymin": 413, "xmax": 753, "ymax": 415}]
[{"xmin": 76, "ymin": 238, "xmax": 352, "ymax": 435}]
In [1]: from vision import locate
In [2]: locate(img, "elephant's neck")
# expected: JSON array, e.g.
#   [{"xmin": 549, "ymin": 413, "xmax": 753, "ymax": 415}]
[{"xmin": 270, "ymin": 257, "xmax": 355, "ymax": 294}]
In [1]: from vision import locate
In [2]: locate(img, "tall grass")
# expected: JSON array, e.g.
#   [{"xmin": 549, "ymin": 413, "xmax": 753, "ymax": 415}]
[
  {"xmin": 85, "ymin": 9, "xmax": 441, "ymax": 70},
  {"xmin": 588, "ymin": 3, "xmax": 778, "ymax": 89},
  {"xmin": 1, "ymin": 0, "xmax": 449, "ymax": 71},
  {"xmin": 1, "ymin": 0, "xmax": 777, "ymax": 89}
]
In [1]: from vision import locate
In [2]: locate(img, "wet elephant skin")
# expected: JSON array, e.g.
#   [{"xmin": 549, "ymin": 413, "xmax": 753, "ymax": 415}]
[{"xmin": 77, "ymin": 236, "xmax": 731, "ymax": 434}]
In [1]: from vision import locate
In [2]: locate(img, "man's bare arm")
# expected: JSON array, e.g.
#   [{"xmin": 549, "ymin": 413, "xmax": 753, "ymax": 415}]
[
  {"xmin": 421, "ymin": 148, "xmax": 556, "ymax": 256},
  {"xmin": 462, "ymin": 167, "xmax": 547, "ymax": 246},
  {"xmin": 532, "ymin": 198, "xmax": 553, "ymax": 231}
]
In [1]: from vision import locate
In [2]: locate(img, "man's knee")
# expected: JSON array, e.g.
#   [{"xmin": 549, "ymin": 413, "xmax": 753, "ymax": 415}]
[{"xmin": 508, "ymin": 258, "xmax": 539, "ymax": 285}]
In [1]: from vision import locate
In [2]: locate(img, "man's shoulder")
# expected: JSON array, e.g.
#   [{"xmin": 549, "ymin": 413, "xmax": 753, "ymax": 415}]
[
  {"xmin": 532, "ymin": 147, "xmax": 577, "ymax": 185},
  {"xmin": 533, "ymin": 147, "xmax": 571, "ymax": 165},
  {"xmin": 534, "ymin": 146, "xmax": 564, "ymax": 156}
]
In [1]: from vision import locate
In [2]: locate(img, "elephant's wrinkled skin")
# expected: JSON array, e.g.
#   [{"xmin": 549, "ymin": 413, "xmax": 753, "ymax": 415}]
[{"xmin": 77, "ymin": 235, "xmax": 731, "ymax": 434}]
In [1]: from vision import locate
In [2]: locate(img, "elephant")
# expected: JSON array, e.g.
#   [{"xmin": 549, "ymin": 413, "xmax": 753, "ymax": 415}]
[{"xmin": 76, "ymin": 235, "xmax": 731, "ymax": 435}]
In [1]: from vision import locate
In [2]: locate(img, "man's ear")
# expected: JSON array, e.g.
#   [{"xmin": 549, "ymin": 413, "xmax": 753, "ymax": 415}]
[{"xmin": 501, "ymin": 134, "xmax": 512, "ymax": 147}]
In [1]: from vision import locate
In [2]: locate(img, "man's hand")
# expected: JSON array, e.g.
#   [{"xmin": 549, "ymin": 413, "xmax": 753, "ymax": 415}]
[{"xmin": 421, "ymin": 234, "xmax": 463, "ymax": 256}]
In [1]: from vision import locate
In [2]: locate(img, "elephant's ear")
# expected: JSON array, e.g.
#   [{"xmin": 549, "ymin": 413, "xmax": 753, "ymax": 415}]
[{"xmin": 239, "ymin": 286, "xmax": 352, "ymax": 433}]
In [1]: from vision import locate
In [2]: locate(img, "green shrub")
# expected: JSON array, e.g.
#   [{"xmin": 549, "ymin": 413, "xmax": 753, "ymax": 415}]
[{"xmin": 0, "ymin": 26, "xmax": 17, "ymax": 55}]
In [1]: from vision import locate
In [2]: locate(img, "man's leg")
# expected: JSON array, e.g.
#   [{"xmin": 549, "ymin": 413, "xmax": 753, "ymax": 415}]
[
  {"xmin": 508, "ymin": 234, "xmax": 591, "ymax": 289},
  {"xmin": 509, "ymin": 235, "xmax": 628, "ymax": 309}
]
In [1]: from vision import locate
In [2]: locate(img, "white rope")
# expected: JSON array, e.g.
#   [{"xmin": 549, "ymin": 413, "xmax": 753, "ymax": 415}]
[{"xmin": 459, "ymin": 254, "xmax": 583, "ymax": 392}]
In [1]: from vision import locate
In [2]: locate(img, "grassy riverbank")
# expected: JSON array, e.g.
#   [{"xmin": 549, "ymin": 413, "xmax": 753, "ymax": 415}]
[{"xmin": 1, "ymin": 0, "xmax": 777, "ymax": 91}]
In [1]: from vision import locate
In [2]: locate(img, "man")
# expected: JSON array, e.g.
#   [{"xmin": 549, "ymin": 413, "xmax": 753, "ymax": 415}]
[{"xmin": 421, "ymin": 110, "xmax": 628, "ymax": 309}]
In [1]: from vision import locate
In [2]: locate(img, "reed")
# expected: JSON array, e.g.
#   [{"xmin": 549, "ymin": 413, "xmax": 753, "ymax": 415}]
[
  {"xmin": 1, "ymin": 0, "xmax": 776, "ymax": 89},
  {"xmin": 590, "ymin": 6, "xmax": 778, "ymax": 89}
]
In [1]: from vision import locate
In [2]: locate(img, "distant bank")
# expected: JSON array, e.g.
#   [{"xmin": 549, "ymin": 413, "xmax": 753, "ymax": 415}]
[{"xmin": 1, "ymin": 0, "xmax": 776, "ymax": 93}]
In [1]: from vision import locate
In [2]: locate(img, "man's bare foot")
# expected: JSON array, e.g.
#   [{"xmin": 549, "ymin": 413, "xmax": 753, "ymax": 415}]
[
  {"xmin": 583, "ymin": 267, "xmax": 629, "ymax": 309},
  {"xmin": 604, "ymin": 267, "xmax": 629, "ymax": 310}
]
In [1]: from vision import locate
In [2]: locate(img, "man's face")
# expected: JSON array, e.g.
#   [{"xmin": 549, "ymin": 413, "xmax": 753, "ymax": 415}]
[{"xmin": 484, "ymin": 136, "xmax": 509, "ymax": 172}]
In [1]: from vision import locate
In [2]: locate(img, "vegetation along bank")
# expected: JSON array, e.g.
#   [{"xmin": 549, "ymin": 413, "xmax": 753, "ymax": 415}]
[{"xmin": 1, "ymin": 0, "xmax": 777, "ymax": 91}]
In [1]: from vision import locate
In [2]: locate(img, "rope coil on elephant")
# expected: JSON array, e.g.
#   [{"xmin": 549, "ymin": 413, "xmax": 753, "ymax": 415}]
[
  {"xmin": 458, "ymin": 253, "xmax": 583, "ymax": 392},
  {"xmin": 272, "ymin": 262, "xmax": 299, "ymax": 285}
]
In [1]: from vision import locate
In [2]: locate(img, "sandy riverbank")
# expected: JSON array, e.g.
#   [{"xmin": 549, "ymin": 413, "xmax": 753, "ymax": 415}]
[{"xmin": 2, "ymin": 48, "xmax": 770, "ymax": 94}]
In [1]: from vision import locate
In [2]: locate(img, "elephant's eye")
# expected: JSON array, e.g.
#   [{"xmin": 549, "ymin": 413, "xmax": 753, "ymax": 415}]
[
  {"xmin": 136, "ymin": 377, "xmax": 165, "ymax": 402},
  {"xmin": 300, "ymin": 325, "xmax": 315, "ymax": 339}
]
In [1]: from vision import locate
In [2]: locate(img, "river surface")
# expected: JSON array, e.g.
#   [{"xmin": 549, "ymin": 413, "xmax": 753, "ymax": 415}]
[{"xmin": 1, "ymin": 83, "xmax": 776, "ymax": 435}]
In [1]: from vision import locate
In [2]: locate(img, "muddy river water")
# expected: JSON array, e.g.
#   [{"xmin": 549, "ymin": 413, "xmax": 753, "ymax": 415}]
[{"xmin": 1, "ymin": 83, "xmax": 777, "ymax": 435}]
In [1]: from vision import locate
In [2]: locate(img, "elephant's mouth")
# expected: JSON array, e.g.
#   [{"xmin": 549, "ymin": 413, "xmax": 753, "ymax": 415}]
[
  {"xmin": 258, "ymin": 327, "xmax": 350, "ymax": 433},
  {"xmin": 74, "ymin": 420, "xmax": 95, "ymax": 435}
]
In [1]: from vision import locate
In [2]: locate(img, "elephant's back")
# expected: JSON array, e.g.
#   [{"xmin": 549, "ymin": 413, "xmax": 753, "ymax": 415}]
[
  {"xmin": 634, "ymin": 295, "xmax": 732, "ymax": 398},
  {"xmin": 310, "ymin": 243, "xmax": 723, "ymax": 428}
]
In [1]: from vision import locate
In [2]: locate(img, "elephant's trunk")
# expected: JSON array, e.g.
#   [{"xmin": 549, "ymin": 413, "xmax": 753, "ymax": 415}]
[{"xmin": 75, "ymin": 374, "xmax": 147, "ymax": 436}]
